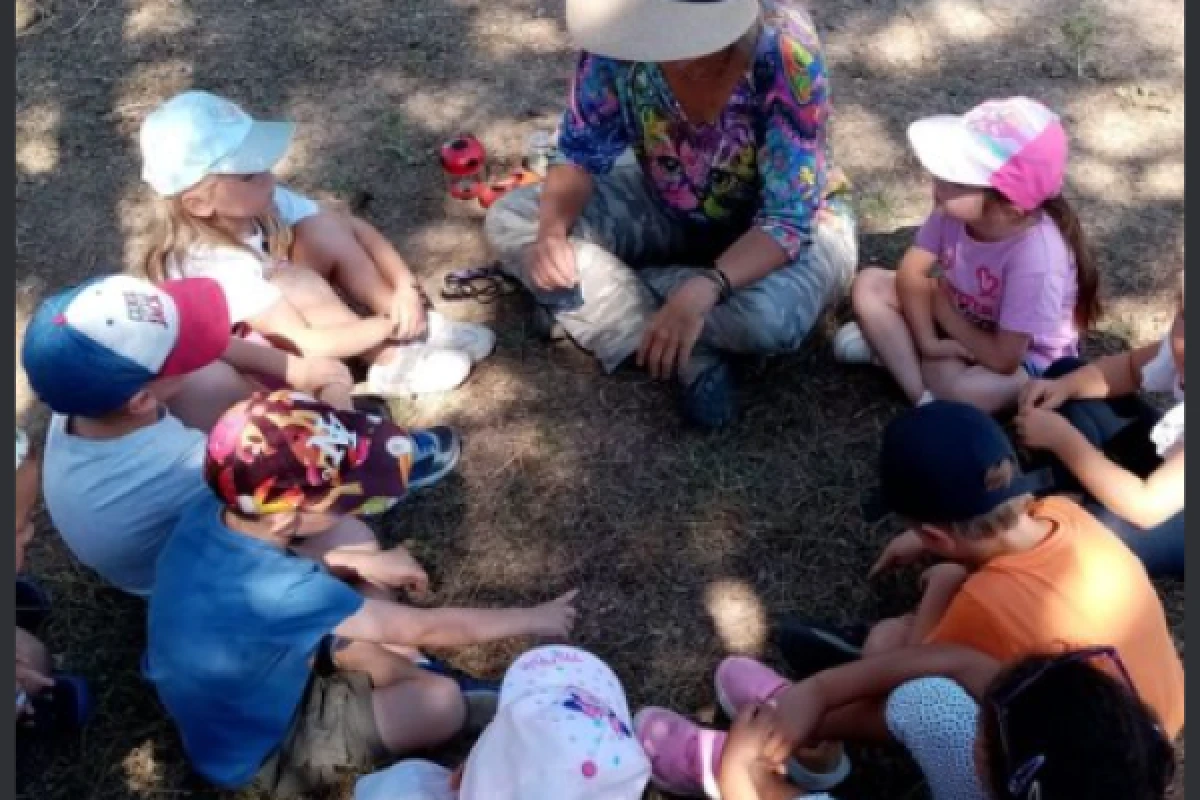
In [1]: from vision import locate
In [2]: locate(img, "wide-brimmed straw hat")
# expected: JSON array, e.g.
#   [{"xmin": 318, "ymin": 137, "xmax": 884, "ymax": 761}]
[{"xmin": 566, "ymin": 0, "xmax": 760, "ymax": 63}]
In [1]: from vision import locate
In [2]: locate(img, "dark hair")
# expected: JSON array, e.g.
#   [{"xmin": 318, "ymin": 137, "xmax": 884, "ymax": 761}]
[
  {"xmin": 988, "ymin": 191, "xmax": 1102, "ymax": 331},
  {"xmin": 980, "ymin": 654, "xmax": 1176, "ymax": 800}
]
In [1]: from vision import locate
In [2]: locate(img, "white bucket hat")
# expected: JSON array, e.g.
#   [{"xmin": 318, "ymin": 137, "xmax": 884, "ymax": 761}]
[
  {"xmin": 139, "ymin": 90, "xmax": 294, "ymax": 196},
  {"xmin": 458, "ymin": 646, "xmax": 651, "ymax": 800},
  {"xmin": 566, "ymin": 0, "xmax": 760, "ymax": 63}
]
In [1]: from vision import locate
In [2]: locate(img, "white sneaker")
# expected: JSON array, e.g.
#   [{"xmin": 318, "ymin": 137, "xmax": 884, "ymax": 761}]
[
  {"xmin": 424, "ymin": 311, "xmax": 496, "ymax": 364},
  {"xmin": 832, "ymin": 321, "xmax": 877, "ymax": 366},
  {"xmin": 367, "ymin": 345, "xmax": 471, "ymax": 396}
]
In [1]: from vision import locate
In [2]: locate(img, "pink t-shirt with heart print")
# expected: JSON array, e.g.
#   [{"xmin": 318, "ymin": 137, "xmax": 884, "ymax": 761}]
[{"xmin": 915, "ymin": 210, "xmax": 1079, "ymax": 370}]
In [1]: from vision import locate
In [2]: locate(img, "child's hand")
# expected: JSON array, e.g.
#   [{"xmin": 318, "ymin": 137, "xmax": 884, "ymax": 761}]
[
  {"xmin": 360, "ymin": 547, "xmax": 430, "ymax": 597},
  {"xmin": 526, "ymin": 589, "xmax": 580, "ymax": 638},
  {"xmin": 391, "ymin": 285, "xmax": 428, "ymax": 341},
  {"xmin": 1019, "ymin": 378, "xmax": 1072, "ymax": 412},
  {"xmin": 765, "ymin": 681, "xmax": 826, "ymax": 761},
  {"xmin": 289, "ymin": 356, "xmax": 354, "ymax": 396},
  {"xmin": 869, "ymin": 529, "xmax": 926, "ymax": 579},
  {"xmin": 718, "ymin": 704, "xmax": 796, "ymax": 800},
  {"xmin": 1014, "ymin": 407, "xmax": 1076, "ymax": 453}
]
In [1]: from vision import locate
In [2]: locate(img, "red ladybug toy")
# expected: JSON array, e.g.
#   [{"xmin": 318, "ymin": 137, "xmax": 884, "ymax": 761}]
[
  {"xmin": 440, "ymin": 135, "xmax": 488, "ymax": 202},
  {"xmin": 440, "ymin": 135, "xmax": 487, "ymax": 177}
]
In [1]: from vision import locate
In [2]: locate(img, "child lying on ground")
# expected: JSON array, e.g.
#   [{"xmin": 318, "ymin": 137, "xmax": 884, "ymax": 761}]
[
  {"xmin": 145, "ymin": 391, "xmax": 579, "ymax": 796},
  {"xmin": 1014, "ymin": 271, "xmax": 1185, "ymax": 578},
  {"xmin": 21, "ymin": 275, "xmax": 376, "ymax": 596},
  {"xmin": 640, "ymin": 644, "xmax": 1175, "ymax": 800},
  {"xmin": 353, "ymin": 645, "xmax": 650, "ymax": 800},
  {"xmin": 835, "ymin": 97, "xmax": 1100, "ymax": 413},
  {"xmin": 137, "ymin": 90, "xmax": 495, "ymax": 397}
]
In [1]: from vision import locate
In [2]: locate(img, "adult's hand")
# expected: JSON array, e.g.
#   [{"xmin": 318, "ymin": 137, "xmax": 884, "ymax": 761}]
[
  {"xmin": 528, "ymin": 234, "xmax": 579, "ymax": 291},
  {"xmin": 637, "ymin": 276, "xmax": 720, "ymax": 380}
]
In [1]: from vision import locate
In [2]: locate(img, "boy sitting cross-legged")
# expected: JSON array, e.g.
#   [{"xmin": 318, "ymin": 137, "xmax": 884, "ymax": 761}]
[
  {"xmin": 144, "ymin": 390, "xmax": 579, "ymax": 797},
  {"xmin": 777, "ymin": 400, "xmax": 1184, "ymax": 735},
  {"xmin": 633, "ymin": 401, "xmax": 1183, "ymax": 798}
]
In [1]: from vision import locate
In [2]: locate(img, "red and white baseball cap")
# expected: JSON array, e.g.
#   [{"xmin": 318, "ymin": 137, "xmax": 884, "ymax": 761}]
[
  {"xmin": 458, "ymin": 646, "xmax": 651, "ymax": 800},
  {"xmin": 908, "ymin": 96, "xmax": 1068, "ymax": 211},
  {"xmin": 22, "ymin": 275, "xmax": 231, "ymax": 417}
]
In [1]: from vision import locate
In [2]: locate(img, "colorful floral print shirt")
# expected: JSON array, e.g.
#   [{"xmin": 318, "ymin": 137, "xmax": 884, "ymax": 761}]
[{"xmin": 556, "ymin": 0, "xmax": 847, "ymax": 260}]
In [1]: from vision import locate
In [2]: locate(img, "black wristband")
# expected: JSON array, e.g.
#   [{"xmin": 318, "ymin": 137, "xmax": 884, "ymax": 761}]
[{"xmin": 709, "ymin": 267, "xmax": 734, "ymax": 303}]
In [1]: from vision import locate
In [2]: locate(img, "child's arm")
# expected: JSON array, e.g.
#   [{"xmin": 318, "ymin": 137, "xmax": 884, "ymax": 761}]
[
  {"xmin": 896, "ymin": 248, "xmax": 973, "ymax": 362},
  {"xmin": 346, "ymin": 215, "xmax": 428, "ymax": 337},
  {"xmin": 250, "ymin": 296, "xmax": 394, "ymax": 359},
  {"xmin": 334, "ymin": 590, "xmax": 578, "ymax": 649},
  {"xmin": 1022, "ymin": 415, "xmax": 1185, "ymax": 528},
  {"xmin": 1023, "ymin": 343, "xmax": 1159, "ymax": 411},
  {"xmin": 719, "ymin": 706, "xmax": 810, "ymax": 800},
  {"xmin": 768, "ymin": 644, "xmax": 1001, "ymax": 752},
  {"xmin": 931, "ymin": 287, "xmax": 1030, "ymax": 374},
  {"xmin": 906, "ymin": 563, "xmax": 970, "ymax": 645},
  {"xmin": 222, "ymin": 338, "xmax": 354, "ymax": 398}
]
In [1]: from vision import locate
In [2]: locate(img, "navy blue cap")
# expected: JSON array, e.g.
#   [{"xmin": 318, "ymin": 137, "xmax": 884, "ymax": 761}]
[{"xmin": 880, "ymin": 401, "xmax": 1051, "ymax": 525}]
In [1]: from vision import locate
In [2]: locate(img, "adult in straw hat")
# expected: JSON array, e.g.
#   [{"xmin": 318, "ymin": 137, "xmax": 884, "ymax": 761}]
[{"xmin": 486, "ymin": 0, "xmax": 856, "ymax": 429}]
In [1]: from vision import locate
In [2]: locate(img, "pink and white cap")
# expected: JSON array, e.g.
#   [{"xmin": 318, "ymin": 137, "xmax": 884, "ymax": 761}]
[
  {"xmin": 907, "ymin": 96, "xmax": 1068, "ymax": 211},
  {"xmin": 458, "ymin": 646, "xmax": 651, "ymax": 800}
]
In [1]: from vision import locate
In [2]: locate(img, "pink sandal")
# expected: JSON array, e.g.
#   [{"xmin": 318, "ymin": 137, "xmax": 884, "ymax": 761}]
[
  {"xmin": 633, "ymin": 707, "xmax": 725, "ymax": 798},
  {"xmin": 714, "ymin": 656, "xmax": 791, "ymax": 718}
]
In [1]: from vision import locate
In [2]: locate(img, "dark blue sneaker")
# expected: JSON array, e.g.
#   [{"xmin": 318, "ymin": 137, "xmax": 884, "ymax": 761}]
[
  {"xmin": 772, "ymin": 617, "xmax": 867, "ymax": 681},
  {"xmin": 681, "ymin": 362, "xmax": 736, "ymax": 429},
  {"xmin": 418, "ymin": 656, "xmax": 500, "ymax": 734},
  {"xmin": 15, "ymin": 577, "xmax": 51, "ymax": 634},
  {"xmin": 26, "ymin": 674, "xmax": 92, "ymax": 737},
  {"xmin": 408, "ymin": 427, "xmax": 462, "ymax": 490}
]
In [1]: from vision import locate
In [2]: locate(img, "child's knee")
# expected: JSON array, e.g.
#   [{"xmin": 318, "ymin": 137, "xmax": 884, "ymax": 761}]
[
  {"xmin": 863, "ymin": 615, "xmax": 914, "ymax": 656},
  {"xmin": 272, "ymin": 264, "xmax": 343, "ymax": 306},
  {"xmin": 851, "ymin": 267, "xmax": 896, "ymax": 315},
  {"xmin": 291, "ymin": 211, "xmax": 355, "ymax": 273},
  {"xmin": 414, "ymin": 672, "xmax": 467, "ymax": 737},
  {"xmin": 483, "ymin": 186, "xmax": 541, "ymax": 256}
]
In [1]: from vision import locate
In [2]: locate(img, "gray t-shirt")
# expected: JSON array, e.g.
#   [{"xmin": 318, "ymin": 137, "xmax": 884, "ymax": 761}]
[{"xmin": 42, "ymin": 411, "xmax": 210, "ymax": 597}]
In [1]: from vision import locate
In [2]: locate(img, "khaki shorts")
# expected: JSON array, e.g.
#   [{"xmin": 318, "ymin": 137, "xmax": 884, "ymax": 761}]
[{"xmin": 254, "ymin": 663, "xmax": 387, "ymax": 798}]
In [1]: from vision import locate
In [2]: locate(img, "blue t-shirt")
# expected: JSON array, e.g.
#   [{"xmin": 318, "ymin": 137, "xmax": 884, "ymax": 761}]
[{"xmin": 144, "ymin": 495, "xmax": 365, "ymax": 788}]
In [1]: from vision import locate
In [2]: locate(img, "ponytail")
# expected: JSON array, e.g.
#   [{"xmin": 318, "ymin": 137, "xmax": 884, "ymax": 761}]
[{"xmin": 1042, "ymin": 194, "xmax": 1101, "ymax": 331}]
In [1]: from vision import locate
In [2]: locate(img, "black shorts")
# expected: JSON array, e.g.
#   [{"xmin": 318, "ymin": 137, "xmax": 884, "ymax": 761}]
[{"xmin": 254, "ymin": 664, "xmax": 387, "ymax": 798}]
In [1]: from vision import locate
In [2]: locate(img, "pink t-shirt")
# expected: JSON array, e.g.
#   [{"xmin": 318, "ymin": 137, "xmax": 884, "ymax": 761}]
[{"xmin": 915, "ymin": 211, "xmax": 1079, "ymax": 369}]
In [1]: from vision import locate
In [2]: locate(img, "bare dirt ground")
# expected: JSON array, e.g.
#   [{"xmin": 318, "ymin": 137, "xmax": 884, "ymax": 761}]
[{"xmin": 15, "ymin": 0, "xmax": 1184, "ymax": 797}]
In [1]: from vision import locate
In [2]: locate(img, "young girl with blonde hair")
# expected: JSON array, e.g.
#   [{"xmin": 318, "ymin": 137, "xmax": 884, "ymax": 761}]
[{"xmin": 137, "ymin": 90, "xmax": 495, "ymax": 396}]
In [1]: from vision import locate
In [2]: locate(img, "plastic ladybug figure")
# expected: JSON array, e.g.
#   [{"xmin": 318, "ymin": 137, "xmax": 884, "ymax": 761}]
[{"xmin": 440, "ymin": 135, "xmax": 487, "ymax": 201}]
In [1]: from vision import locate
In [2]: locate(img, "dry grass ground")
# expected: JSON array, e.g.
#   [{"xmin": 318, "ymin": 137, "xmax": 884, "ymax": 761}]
[{"xmin": 15, "ymin": 0, "xmax": 1184, "ymax": 797}]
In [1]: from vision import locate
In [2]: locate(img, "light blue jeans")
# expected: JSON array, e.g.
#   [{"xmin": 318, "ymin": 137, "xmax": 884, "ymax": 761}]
[{"xmin": 485, "ymin": 168, "xmax": 858, "ymax": 384}]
